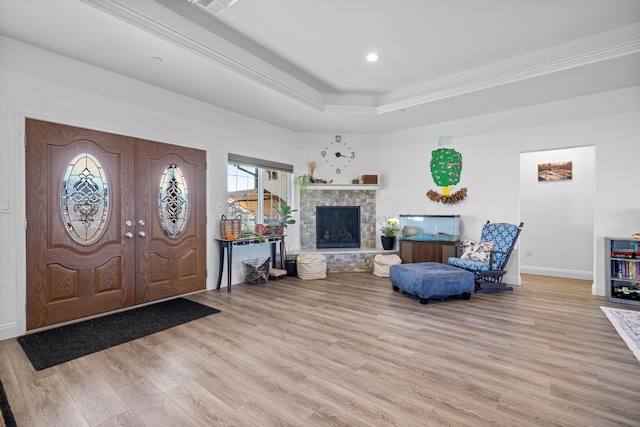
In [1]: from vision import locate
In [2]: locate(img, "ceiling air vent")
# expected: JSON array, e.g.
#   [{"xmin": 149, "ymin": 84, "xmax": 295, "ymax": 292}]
[{"xmin": 190, "ymin": 0, "xmax": 239, "ymax": 16}]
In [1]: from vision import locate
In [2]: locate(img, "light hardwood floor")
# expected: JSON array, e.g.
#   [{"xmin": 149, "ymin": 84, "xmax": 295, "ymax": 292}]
[{"xmin": 1, "ymin": 273, "xmax": 639, "ymax": 426}]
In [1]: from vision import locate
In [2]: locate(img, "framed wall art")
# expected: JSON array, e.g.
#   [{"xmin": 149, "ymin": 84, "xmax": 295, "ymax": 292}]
[{"xmin": 538, "ymin": 161, "xmax": 572, "ymax": 181}]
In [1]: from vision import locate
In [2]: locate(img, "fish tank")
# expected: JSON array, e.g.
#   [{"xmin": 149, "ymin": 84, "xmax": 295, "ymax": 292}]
[{"xmin": 398, "ymin": 214, "xmax": 460, "ymax": 242}]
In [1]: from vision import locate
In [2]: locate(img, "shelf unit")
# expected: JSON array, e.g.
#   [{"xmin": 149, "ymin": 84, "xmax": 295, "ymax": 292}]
[{"xmin": 605, "ymin": 236, "xmax": 640, "ymax": 306}]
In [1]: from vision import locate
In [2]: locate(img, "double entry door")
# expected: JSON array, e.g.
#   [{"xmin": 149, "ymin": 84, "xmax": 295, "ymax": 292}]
[{"xmin": 25, "ymin": 119, "xmax": 206, "ymax": 330}]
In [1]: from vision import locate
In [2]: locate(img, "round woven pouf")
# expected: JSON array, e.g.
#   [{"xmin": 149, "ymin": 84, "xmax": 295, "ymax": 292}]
[
  {"xmin": 296, "ymin": 253, "xmax": 327, "ymax": 280},
  {"xmin": 373, "ymin": 254, "xmax": 402, "ymax": 277}
]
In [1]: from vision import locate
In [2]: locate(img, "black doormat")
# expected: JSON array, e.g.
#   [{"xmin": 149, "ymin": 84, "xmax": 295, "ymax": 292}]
[
  {"xmin": 0, "ymin": 379, "xmax": 17, "ymax": 427},
  {"xmin": 17, "ymin": 298, "xmax": 220, "ymax": 371}
]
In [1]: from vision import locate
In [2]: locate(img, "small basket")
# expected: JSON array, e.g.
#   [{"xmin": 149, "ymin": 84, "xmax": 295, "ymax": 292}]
[
  {"xmin": 243, "ymin": 257, "xmax": 271, "ymax": 285},
  {"xmin": 220, "ymin": 214, "xmax": 242, "ymax": 239}
]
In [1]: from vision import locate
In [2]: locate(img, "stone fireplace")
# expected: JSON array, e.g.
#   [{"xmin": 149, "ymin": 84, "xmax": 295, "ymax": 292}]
[
  {"xmin": 300, "ymin": 188, "xmax": 376, "ymax": 251},
  {"xmin": 296, "ymin": 187, "xmax": 392, "ymax": 272}
]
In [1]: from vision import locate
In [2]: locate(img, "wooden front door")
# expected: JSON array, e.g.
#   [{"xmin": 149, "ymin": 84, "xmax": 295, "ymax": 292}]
[
  {"xmin": 25, "ymin": 119, "xmax": 206, "ymax": 330},
  {"xmin": 134, "ymin": 138, "xmax": 206, "ymax": 303}
]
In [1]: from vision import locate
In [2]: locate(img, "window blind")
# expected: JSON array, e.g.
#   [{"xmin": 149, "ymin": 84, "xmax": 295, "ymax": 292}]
[{"xmin": 228, "ymin": 153, "xmax": 293, "ymax": 173}]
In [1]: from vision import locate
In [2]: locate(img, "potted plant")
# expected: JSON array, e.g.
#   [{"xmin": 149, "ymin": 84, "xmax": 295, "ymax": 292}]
[
  {"xmin": 294, "ymin": 173, "xmax": 311, "ymax": 198},
  {"xmin": 275, "ymin": 203, "xmax": 297, "ymax": 234},
  {"xmin": 380, "ymin": 217, "xmax": 399, "ymax": 250},
  {"xmin": 275, "ymin": 202, "xmax": 298, "ymax": 274},
  {"xmin": 293, "ymin": 160, "xmax": 318, "ymax": 199}
]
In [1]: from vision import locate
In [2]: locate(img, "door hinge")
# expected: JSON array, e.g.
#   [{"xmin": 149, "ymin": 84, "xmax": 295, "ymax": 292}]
[
  {"xmin": 24, "ymin": 134, "xmax": 27, "ymax": 147},
  {"xmin": 25, "ymin": 302, "xmax": 28, "ymax": 314},
  {"xmin": 206, "ymin": 269, "xmax": 208, "ymax": 278},
  {"xmin": 24, "ymin": 218, "xmax": 28, "ymax": 230}
]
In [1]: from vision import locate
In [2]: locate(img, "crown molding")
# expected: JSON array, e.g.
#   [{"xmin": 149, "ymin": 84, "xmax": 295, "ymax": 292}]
[
  {"xmin": 82, "ymin": 0, "xmax": 325, "ymax": 111},
  {"xmin": 377, "ymin": 40, "xmax": 640, "ymax": 114},
  {"xmin": 82, "ymin": 1, "xmax": 640, "ymax": 117}
]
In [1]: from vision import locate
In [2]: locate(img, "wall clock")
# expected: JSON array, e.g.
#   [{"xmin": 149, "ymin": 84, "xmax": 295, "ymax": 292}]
[{"xmin": 320, "ymin": 135, "xmax": 355, "ymax": 174}]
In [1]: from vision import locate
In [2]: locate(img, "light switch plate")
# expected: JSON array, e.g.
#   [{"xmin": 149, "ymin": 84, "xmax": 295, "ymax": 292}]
[{"xmin": 0, "ymin": 199, "xmax": 13, "ymax": 214}]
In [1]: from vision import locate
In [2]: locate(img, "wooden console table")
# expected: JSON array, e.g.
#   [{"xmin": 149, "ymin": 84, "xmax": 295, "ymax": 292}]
[{"xmin": 215, "ymin": 235, "xmax": 285, "ymax": 292}]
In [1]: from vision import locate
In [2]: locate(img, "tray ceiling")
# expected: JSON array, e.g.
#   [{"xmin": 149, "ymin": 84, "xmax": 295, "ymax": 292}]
[{"xmin": 1, "ymin": 0, "xmax": 639, "ymax": 133}]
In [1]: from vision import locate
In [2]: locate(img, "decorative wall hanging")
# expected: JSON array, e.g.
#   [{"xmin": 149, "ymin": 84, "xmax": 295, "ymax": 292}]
[
  {"xmin": 538, "ymin": 161, "xmax": 572, "ymax": 181},
  {"xmin": 427, "ymin": 147, "xmax": 467, "ymax": 204}
]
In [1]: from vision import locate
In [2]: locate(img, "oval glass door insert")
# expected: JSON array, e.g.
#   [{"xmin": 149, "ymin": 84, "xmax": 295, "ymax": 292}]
[
  {"xmin": 61, "ymin": 153, "xmax": 110, "ymax": 244},
  {"xmin": 159, "ymin": 164, "xmax": 189, "ymax": 237}
]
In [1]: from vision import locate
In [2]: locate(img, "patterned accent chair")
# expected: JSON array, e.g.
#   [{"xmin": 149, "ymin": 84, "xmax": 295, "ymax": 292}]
[{"xmin": 448, "ymin": 221, "xmax": 524, "ymax": 293}]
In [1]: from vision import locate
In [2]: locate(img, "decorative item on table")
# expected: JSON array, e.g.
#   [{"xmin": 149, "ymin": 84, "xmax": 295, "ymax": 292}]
[
  {"xmin": 220, "ymin": 214, "xmax": 242, "ymax": 239},
  {"xmin": 243, "ymin": 257, "xmax": 271, "ymax": 284},
  {"xmin": 275, "ymin": 203, "xmax": 297, "ymax": 232},
  {"xmin": 380, "ymin": 216, "xmax": 399, "ymax": 250}
]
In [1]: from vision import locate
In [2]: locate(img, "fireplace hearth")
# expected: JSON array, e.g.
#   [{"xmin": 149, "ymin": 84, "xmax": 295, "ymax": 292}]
[{"xmin": 316, "ymin": 206, "xmax": 360, "ymax": 249}]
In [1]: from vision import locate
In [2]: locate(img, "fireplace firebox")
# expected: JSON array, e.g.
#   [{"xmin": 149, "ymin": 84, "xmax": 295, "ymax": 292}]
[{"xmin": 316, "ymin": 206, "xmax": 360, "ymax": 249}]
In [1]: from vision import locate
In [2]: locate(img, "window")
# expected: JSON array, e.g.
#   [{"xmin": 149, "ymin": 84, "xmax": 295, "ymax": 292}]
[{"xmin": 227, "ymin": 154, "xmax": 293, "ymax": 232}]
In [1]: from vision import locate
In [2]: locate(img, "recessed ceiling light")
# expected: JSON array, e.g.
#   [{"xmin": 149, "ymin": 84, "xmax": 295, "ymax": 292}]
[{"xmin": 366, "ymin": 53, "xmax": 380, "ymax": 62}]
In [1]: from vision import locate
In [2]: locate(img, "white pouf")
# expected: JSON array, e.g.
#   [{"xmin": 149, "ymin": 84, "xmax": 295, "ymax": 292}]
[
  {"xmin": 373, "ymin": 254, "xmax": 402, "ymax": 277},
  {"xmin": 297, "ymin": 253, "xmax": 327, "ymax": 280}
]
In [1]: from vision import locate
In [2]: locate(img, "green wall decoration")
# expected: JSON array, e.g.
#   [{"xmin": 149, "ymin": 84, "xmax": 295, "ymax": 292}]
[
  {"xmin": 427, "ymin": 147, "xmax": 468, "ymax": 204},
  {"xmin": 430, "ymin": 148, "xmax": 462, "ymax": 192}
]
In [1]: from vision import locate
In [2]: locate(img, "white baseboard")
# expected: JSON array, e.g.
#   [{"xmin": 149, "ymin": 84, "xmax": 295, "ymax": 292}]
[
  {"xmin": 503, "ymin": 272, "xmax": 521, "ymax": 286},
  {"xmin": 0, "ymin": 322, "xmax": 18, "ymax": 341},
  {"xmin": 520, "ymin": 265, "xmax": 593, "ymax": 281}
]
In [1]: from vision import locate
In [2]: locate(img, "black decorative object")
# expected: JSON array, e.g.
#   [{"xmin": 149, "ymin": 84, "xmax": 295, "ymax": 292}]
[
  {"xmin": 285, "ymin": 259, "xmax": 297, "ymax": 276},
  {"xmin": 17, "ymin": 298, "xmax": 220, "ymax": 371},
  {"xmin": 381, "ymin": 236, "xmax": 396, "ymax": 250}
]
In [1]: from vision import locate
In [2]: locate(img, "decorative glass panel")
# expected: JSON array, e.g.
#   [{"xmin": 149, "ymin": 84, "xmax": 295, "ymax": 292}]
[
  {"xmin": 61, "ymin": 153, "xmax": 109, "ymax": 245},
  {"xmin": 159, "ymin": 164, "xmax": 188, "ymax": 237}
]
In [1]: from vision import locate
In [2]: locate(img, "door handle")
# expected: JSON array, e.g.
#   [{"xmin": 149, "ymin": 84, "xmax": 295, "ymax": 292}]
[
  {"xmin": 125, "ymin": 232, "xmax": 134, "ymax": 239},
  {"xmin": 138, "ymin": 231, "xmax": 146, "ymax": 238}
]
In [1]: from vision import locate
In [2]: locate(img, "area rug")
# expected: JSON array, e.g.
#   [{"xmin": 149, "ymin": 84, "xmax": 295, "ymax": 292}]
[
  {"xmin": 0, "ymin": 379, "xmax": 17, "ymax": 427},
  {"xmin": 18, "ymin": 298, "xmax": 220, "ymax": 371},
  {"xmin": 601, "ymin": 306, "xmax": 640, "ymax": 363}
]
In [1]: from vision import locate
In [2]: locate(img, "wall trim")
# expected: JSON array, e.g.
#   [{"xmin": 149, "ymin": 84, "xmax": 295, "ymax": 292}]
[
  {"xmin": 521, "ymin": 265, "xmax": 593, "ymax": 281},
  {"xmin": 0, "ymin": 322, "xmax": 18, "ymax": 341}
]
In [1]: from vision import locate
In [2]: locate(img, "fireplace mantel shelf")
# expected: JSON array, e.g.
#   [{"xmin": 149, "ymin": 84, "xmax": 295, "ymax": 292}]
[{"xmin": 308, "ymin": 184, "xmax": 378, "ymax": 191}]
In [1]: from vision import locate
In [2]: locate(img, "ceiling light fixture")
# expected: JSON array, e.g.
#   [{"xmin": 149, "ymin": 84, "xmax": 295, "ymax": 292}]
[{"xmin": 366, "ymin": 52, "xmax": 380, "ymax": 62}]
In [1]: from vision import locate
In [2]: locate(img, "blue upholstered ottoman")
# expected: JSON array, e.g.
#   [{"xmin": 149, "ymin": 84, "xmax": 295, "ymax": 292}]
[{"xmin": 389, "ymin": 262, "xmax": 474, "ymax": 304}]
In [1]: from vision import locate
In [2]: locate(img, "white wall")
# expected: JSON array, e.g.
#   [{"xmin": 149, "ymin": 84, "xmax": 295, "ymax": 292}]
[
  {"xmin": 294, "ymin": 133, "xmax": 380, "ymax": 187},
  {"xmin": 376, "ymin": 88, "xmax": 640, "ymax": 293},
  {"xmin": 519, "ymin": 147, "xmax": 595, "ymax": 280},
  {"xmin": 0, "ymin": 36, "xmax": 299, "ymax": 339},
  {"xmin": 2, "ymin": 34, "xmax": 640, "ymax": 340}
]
